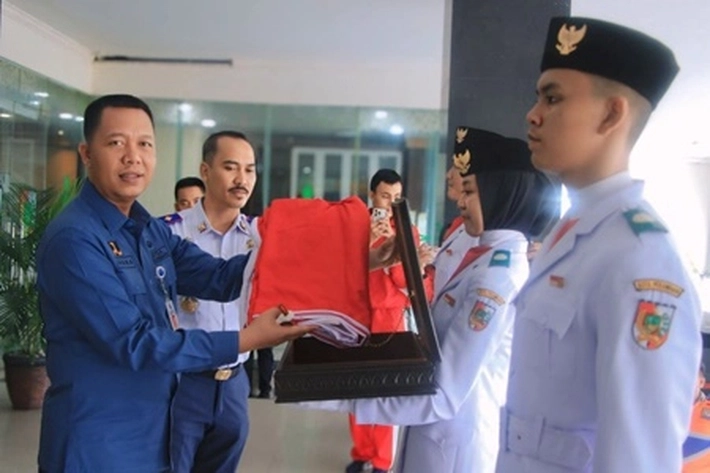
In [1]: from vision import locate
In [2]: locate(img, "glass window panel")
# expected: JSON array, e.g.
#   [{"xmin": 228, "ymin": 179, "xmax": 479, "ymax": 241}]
[
  {"xmin": 296, "ymin": 153, "xmax": 315, "ymax": 198},
  {"xmin": 324, "ymin": 153, "xmax": 343, "ymax": 201}
]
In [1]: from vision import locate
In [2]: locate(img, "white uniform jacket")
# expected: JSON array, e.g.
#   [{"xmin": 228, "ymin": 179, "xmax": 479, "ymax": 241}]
[
  {"xmin": 352, "ymin": 229, "xmax": 529, "ymax": 473},
  {"xmin": 166, "ymin": 202, "xmax": 259, "ymax": 365},
  {"xmin": 433, "ymin": 223, "xmax": 479, "ymax": 300},
  {"xmin": 496, "ymin": 173, "xmax": 702, "ymax": 473}
]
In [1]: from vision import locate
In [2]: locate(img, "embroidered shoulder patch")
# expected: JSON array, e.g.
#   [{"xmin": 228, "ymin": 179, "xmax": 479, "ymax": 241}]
[
  {"xmin": 469, "ymin": 299, "xmax": 497, "ymax": 331},
  {"xmin": 622, "ymin": 208, "xmax": 667, "ymax": 236},
  {"xmin": 633, "ymin": 279, "xmax": 684, "ymax": 298},
  {"xmin": 632, "ymin": 299, "xmax": 675, "ymax": 350},
  {"xmin": 476, "ymin": 288, "xmax": 505, "ymax": 306},
  {"xmin": 162, "ymin": 213, "xmax": 183, "ymax": 225},
  {"xmin": 489, "ymin": 250, "xmax": 511, "ymax": 268}
]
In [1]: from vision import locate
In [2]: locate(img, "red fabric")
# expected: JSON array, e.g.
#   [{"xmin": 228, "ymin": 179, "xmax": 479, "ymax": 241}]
[
  {"xmin": 442, "ymin": 216, "xmax": 464, "ymax": 241},
  {"xmin": 549, "ymin": 217, "xmax": 579, "ymax": 250},
  {"xmin": 247, "ymin": 197, "xmax": 372, "ymax": 330},
  {"xmin": 349, "ymin": 413, "xmax": 394, "ymax": 470}
]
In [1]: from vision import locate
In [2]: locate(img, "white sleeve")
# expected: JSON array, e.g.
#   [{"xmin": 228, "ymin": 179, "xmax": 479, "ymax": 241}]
[
  {"xmin": 353, "ymin": 260, "xmax": 523, "ymax": 426},
  {"xmin": 592, "ymin": 242, "xmax": 701, "ymax": 472}
]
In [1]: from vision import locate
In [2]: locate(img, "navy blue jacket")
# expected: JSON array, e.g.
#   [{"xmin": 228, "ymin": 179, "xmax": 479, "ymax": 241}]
[{"xmin": 37, "ymin": 181, "xmax": 248, "ymax": 472}]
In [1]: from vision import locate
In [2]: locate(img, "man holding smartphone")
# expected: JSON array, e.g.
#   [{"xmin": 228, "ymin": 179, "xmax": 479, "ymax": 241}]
[{"xmin": 345, "ymin": 169, "xmax": 430, "ymax": 473}]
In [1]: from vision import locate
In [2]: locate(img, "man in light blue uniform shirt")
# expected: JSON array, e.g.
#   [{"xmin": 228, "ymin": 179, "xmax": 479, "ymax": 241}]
[
  {"xmin": 166, "ymin": 130, "xmax": 260, "ymax": 473},
  {"xmin": 36, "ymin": 95, "xmax": 310, "ymax": 473}
]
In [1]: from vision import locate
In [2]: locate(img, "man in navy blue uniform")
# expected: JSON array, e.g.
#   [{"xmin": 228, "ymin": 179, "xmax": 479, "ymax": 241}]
[{"xmin": 36, "ymin": 94, "xmax": 311, "ymax": 473}]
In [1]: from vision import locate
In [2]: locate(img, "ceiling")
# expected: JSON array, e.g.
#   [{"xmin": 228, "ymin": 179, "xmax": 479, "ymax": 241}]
[{"xmin": 9, "ymin": 0, "xmax": 445, "ymax": 63}]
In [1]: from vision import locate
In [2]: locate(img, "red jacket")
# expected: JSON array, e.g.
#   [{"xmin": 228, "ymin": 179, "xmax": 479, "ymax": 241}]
[{"xmin": 368, "ymin": 221, "xmax": 432, "ymax": 333}]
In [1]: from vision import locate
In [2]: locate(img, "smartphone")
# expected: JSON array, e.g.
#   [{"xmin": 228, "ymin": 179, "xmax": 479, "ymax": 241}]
[{"xmin": 371, "ymin": 207, "xmax": 388, "ymax": 222}]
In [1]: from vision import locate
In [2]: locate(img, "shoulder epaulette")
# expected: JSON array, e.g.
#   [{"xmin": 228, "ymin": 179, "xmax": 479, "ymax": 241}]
[
  {"xmin": 622, "ymin": 208, "xmax": 667, "ymax": 236},
  {"xmin": 489, "ymin": 249, "xmax": 511, "ymax": 268},
  {"xmin": 161, "ymin": 213, "xmax": 183, "ymax": 225}
]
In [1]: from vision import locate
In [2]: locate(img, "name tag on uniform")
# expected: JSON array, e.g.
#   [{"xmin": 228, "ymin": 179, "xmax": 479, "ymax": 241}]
[
  {"xmin": 443, "ymin": 293, "xmax": 456, "ymax": 307},
  {"xmin": 151, "ymin": 246, "xmax": 169, "ymax": 262},
  {"xmin": 115, "ymin": 255, "xmax": 137, "ymax": 269}
]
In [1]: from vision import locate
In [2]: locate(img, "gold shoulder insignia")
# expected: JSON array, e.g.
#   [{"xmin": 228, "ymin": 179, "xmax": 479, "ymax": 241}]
[
  {"xmin": 633, "ymin": 279, "xmax": 684, "ymax": 298},
  {"xmin": 556, "ymin": 23, "xmax": 587, "ymax": 56},
  {"xmin": 476, "ymin": 288, "xmax": 505, "ymax": 306},
  {"xmin": 453, "ymin": 149, "xmax": 471, "ymax": 174},
  {"xmin": 455, "ymin": 127, "xmax": 469, "ymax": 144}
]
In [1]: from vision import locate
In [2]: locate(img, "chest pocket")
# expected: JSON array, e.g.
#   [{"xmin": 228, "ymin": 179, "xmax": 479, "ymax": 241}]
[
  {"xmin": 151, "ymin": 246, "xmax": 177, "ymax": 298},
  {"xmin": 516, "ymin": 291, "xmax": 578, "ymax": 378},
  {"xmin": 115, "ymin": 266, "xmax": 148, "ymax": 298}
]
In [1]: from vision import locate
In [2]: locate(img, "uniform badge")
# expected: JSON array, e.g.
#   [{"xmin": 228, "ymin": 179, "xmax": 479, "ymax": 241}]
[
  {"xmin": 443, "ymin": 293, "xmax": 456, "ymax": 307},
  {"xmin": 489, "ymin": 250, "xmax": 511, "ymax": 268},
  {"xmin": 549, "ymin": 275, "xmax": 565, "ymax": 288},
  {"xmin": 633, "ymin": 279, "xmax": 683, "ymax": 298},
  {"xmin": 246, "ymin": 239, "xmax": 255, "ymax": 249},
  {"xmin": 623, "ymin": 208, "xmax": 667, "ymax": 235},
  {"xmin": 179, "ymin": 296, "xmax": 199, "ymax": 314},
  {"xmin": 469, "ymin": 299, "xmax": 496, "ymax": 331},
  {"xmin": 556, "ymin": 23, "xmax": 587, "ymax": 56},
  {"xmin": 197, "ymin": 222, "xmax": 207, "ymax": 233},
  {"xmin": 453, "ymin": 149, "xmax": 471, "ymax": 174},
  {"xmin": 455, "ymin": 127, "xmax": 468, "ymax": 144},
  {"xmin": 237, "ymin": 217, "xmax": 249, "ymax": 234},
  {"xmin": 108, "ymin": 241, "xmax": 123, "ymax": 256},
  {"xmin": 476, "ymin": 288, "xmax": 505, "ymax": 306},
  {"xmin": 632, "ymin": 300, "xmax": 675, "ymax": 350},
  {"xmin": 162, "ymin": 213, "xmax": 182, "ymax": 225}
]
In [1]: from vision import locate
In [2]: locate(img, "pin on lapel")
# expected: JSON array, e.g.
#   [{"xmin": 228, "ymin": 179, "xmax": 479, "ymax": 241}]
[
  {"xmin": 108, "ymin": 241, "xmax": 123, "ymax": 257},
  {"xmin": 549, "ymin": 275, "xmax": 565, "ymax": 288}
]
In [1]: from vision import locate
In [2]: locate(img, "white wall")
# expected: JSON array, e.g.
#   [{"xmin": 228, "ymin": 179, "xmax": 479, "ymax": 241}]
[
  {"xmin": 573, "ymin": 0, "xmax": 710, "ymax": 274},
  {"xmin": 0, "ymin": 1, "xmax": 93, "ymax": 93},
  {"xmin": 92, "ymin": 59, "xmax": 443, "ymax": 110}
]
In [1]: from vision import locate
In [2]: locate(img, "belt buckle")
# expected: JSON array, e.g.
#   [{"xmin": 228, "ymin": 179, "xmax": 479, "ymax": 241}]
[{"xmin": 214, "ymin": 368, "xmax": 232, "ymax": 381}]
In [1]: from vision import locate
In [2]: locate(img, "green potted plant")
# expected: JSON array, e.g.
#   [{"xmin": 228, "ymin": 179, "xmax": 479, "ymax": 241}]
[{"xmin": 0, "ymin": 178, "xmax": 80, "ymax": 409}]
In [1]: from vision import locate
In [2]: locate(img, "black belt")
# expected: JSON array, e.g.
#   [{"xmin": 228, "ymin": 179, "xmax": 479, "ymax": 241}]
[{"xmin": 193, "ymin": 365, "xmax": 241, "ymax": 381}]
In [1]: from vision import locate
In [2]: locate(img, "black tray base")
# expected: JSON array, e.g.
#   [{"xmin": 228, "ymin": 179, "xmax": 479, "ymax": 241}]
[{"xmin": 274, "ymin": 333, "xmax": 437, "ymax": 403}]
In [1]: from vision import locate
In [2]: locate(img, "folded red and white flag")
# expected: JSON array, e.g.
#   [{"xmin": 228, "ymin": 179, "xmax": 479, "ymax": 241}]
[{"xmin": 241, "ymin": 197, "xmax": 372, "ymax": 347}]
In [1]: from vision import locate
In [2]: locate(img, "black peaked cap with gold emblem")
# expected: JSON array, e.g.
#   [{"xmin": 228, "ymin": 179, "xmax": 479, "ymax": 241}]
[
  {"xmin": 453, "ymin": 126, "xmax": 534, "ymax": 177},
  {"xmin": 541, "ymin": 17, "xmax": 679, "ymax": 108}
]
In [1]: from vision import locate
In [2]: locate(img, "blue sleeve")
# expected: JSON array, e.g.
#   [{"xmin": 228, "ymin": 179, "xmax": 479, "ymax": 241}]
[
  {"xmin": 160, "ymin": 223, "xmax": 249, "ymax": 302},
  {"xmin": 38, "ymin": 228, "xmax": 239, "ymax": 372}
]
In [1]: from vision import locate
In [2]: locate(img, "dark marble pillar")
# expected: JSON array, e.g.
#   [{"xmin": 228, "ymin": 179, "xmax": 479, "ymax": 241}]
[{"xmin": 441, "ymin": 0, "xmax": 570, "ymax": 226}]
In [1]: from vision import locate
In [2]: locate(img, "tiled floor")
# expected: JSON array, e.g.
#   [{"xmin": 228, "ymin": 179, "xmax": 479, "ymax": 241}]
[{"xmin": 0, "ymin": 379, "xmax": 355, "ymax": 473}]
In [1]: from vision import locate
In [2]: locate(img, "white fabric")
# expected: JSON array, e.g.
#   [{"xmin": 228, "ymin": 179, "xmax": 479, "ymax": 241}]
[{"xmin": 239, "ymin": 241, "xmax": 368, "ymax": 348}]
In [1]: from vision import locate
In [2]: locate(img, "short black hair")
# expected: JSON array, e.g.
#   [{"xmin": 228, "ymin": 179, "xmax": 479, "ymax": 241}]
[
  {"xmin": 174, "ymin": 177, "xmax": 205, "ymax": 201},
  {"xmin": 83, "ymin": 94, "xmax": 154, "ymax": 142},
  {"xmin": 202, "ymin": 131, "xmax": 252, "ymax": 164},
  {"xmin": 369, "ymin": 169, "xmax": 402, "ymax": 192}
]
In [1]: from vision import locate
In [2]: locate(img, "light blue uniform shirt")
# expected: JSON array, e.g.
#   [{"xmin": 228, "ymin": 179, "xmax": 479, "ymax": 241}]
[{"xmin": 166, "ymin": 201, "xmax": 257, "ymax": 365}]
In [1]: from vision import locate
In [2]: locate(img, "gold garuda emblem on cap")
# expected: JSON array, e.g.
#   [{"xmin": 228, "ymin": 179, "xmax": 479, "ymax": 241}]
[
  {"xmin": 455, "ymin": 127, "xmax": 468, "ymax": 144},
  {"xmin": 453, "ymin": 149, "xmax": 471, "ymax": 174},
  {"xmin": 556, "ymin": 23, "xmax": 587, "ymax": 56}
]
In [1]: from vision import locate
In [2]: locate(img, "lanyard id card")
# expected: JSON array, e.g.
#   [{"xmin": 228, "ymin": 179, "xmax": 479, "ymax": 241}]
[{"xmin": 156, "ymin": 266, "xmax": 179, "ymax": 330}]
